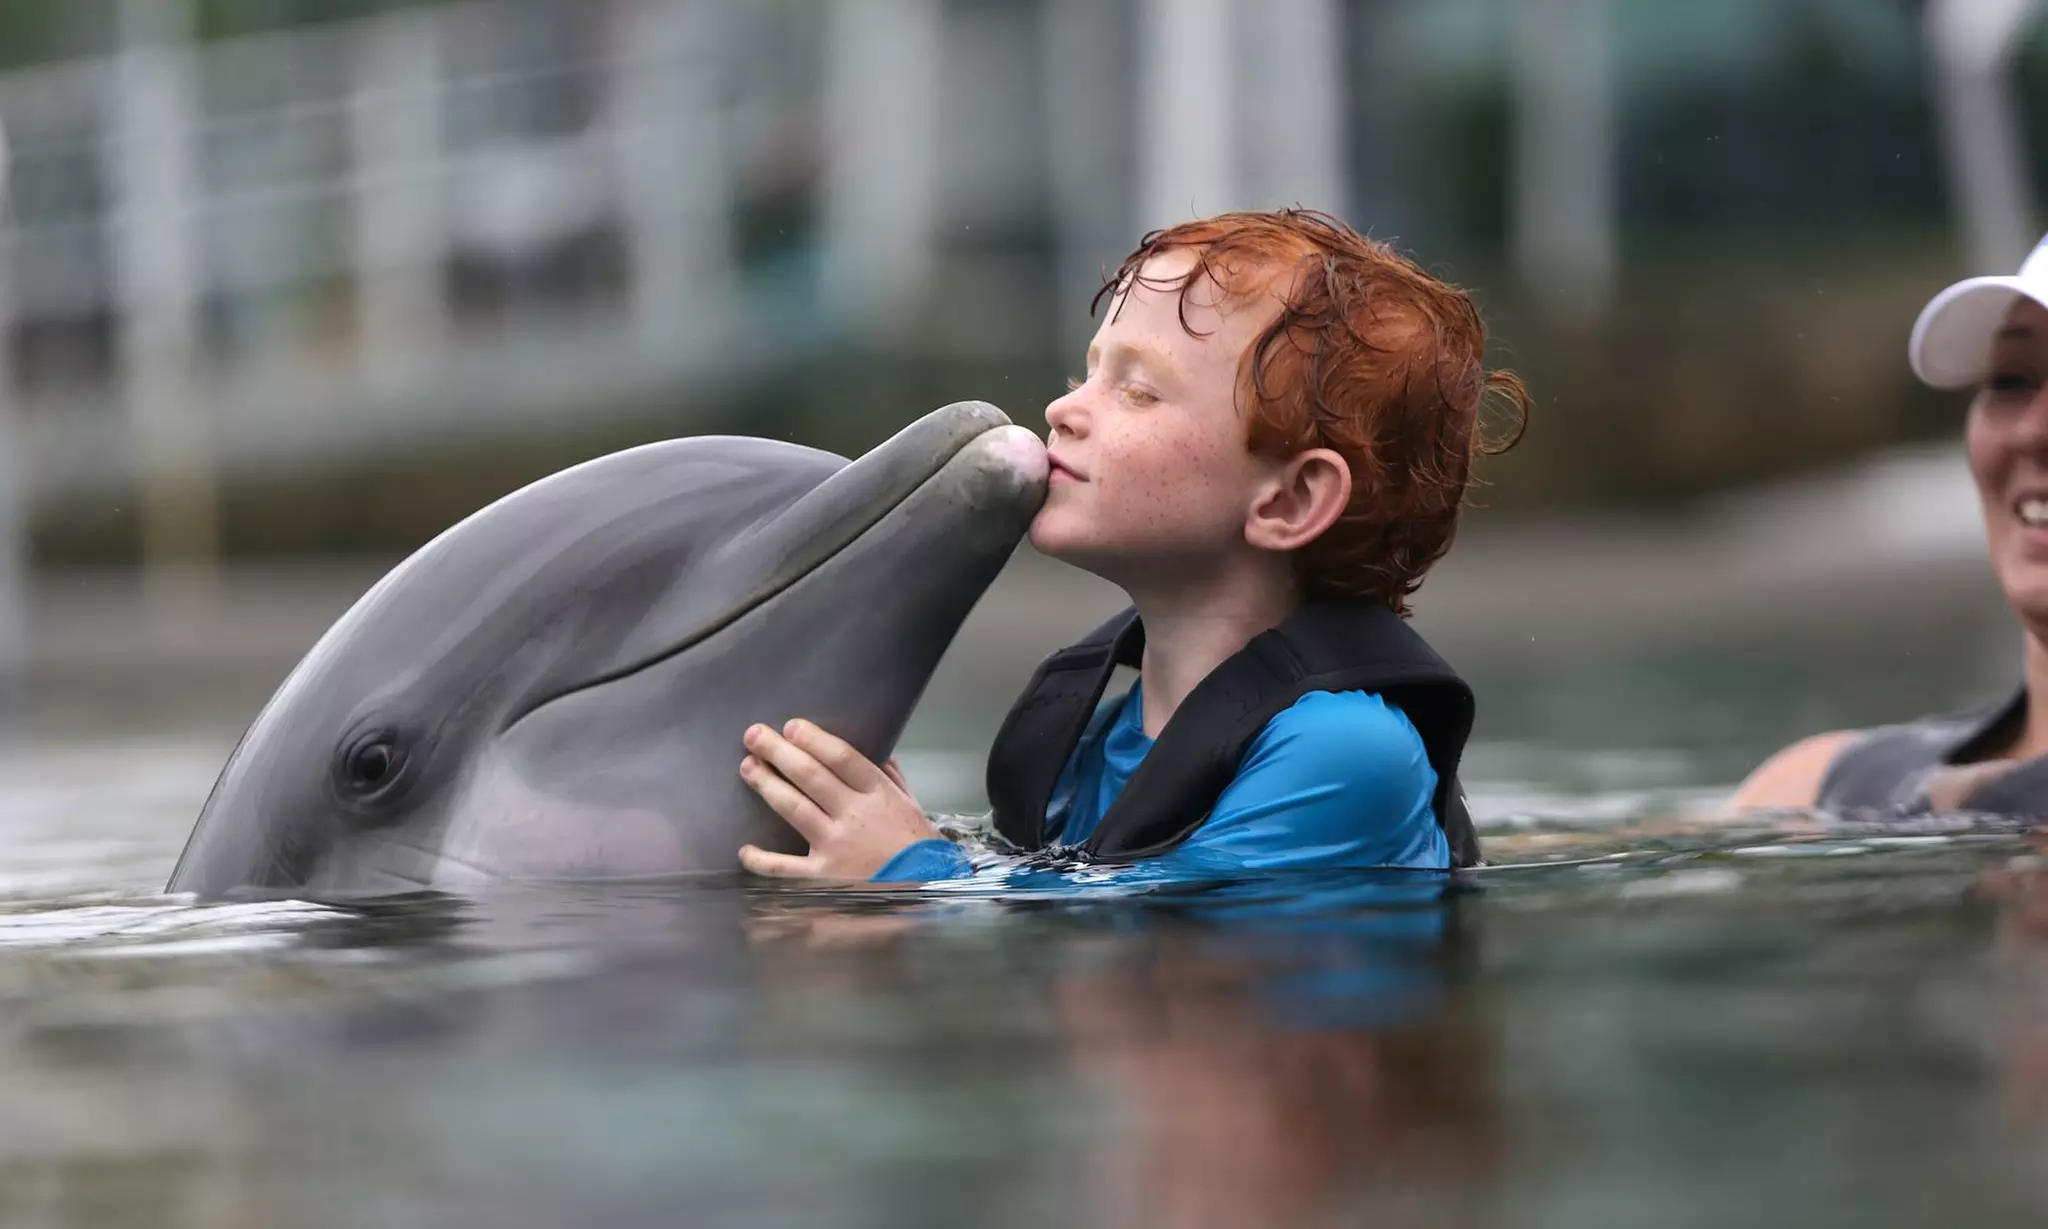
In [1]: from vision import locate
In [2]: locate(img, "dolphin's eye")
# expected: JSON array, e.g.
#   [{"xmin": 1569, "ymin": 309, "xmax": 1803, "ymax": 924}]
[
  {"xmin": 350, "ymin": 741, "xmax": 397, "ymax": 787},
  {"xmin": 336, "ymin": 727, "xmax": 411, "ymax": 804}
]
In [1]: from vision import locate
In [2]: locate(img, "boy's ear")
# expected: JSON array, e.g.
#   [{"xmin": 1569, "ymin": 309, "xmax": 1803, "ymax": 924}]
[{"xmin": 1245, "ymin": 448, "xmax": 1351, "ymax": 553}]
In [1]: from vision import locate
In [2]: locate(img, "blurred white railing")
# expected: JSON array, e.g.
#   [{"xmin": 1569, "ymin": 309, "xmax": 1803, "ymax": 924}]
[
  {"xmin": 0, "ymin": 0, "xmax": 873, "ymax": 692},
  {"xmin": 0, "ymin": 0, "xmax": 1355, "ymax": 691},
  {"xmin": 0, "ymin": 0, "xmax": 775, "ymax": 510}
]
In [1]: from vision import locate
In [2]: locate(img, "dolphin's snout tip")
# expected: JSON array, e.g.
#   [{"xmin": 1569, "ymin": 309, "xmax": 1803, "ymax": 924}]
[
  {"xmin": 977, "ymin": 424, "xmax": 1049, "ymax": 487},
  {"xmin": 948, "ymin": 423, "xmax": 1047, "ymax": 514}
]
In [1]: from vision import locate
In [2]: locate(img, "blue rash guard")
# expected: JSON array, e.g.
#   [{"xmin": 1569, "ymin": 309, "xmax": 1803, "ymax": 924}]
[{"xmin": 872, "ymin": 685, "xmax": 1449, "ymax": 883}]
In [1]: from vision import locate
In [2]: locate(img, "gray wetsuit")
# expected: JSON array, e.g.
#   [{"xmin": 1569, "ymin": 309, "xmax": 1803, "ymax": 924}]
[{"xmin": 1815, "ymin": 689, "xmax": 2048, "ymax": 816}]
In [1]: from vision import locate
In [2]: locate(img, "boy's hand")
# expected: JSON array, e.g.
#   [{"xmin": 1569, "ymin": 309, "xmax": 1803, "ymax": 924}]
[{"xmin": 737, "ymin": 719, "xmax": 941, "ymax": 880}]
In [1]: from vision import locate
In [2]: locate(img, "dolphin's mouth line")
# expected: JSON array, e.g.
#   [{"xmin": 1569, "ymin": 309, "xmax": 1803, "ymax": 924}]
[{"xmin": 498, "ymin": 422, "xmax": 1011, "ymax": 735}]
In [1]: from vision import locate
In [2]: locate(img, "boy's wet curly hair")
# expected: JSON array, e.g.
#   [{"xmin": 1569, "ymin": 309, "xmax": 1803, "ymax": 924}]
[{"xmin": 1096, "ymin": 208, "xmax": 1529, "ymax": 616}]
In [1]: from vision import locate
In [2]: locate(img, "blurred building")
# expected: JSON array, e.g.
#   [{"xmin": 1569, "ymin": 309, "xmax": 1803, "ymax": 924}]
[{"xmin": 0, "ymin": 0, "xmax": 2033, "ymax": 589}]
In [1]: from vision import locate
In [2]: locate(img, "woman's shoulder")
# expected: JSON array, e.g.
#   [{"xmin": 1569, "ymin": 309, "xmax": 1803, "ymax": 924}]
[
  {"xmin": 1729, "ymin": 693, "xmax": 2020, "ymax": 812},
  {"xmin": 1726, "ymin": 730, "xmax": 1860, "ymax": 812}
]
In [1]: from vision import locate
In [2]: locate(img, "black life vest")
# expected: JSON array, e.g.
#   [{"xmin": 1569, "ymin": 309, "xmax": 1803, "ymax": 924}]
[
  {"xmin": 984, "ymin": 601, "xmax": 1483, "ymax": 868},
  {"xmin": 1816, "ymin": 688, "xmax": 2048, "ymax": 816}
]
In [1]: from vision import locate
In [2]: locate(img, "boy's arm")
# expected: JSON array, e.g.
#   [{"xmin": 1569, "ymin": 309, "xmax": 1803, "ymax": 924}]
[
  {"xmin": 869, "ymin": 837, "xmax": 975, "ymax": 882},
  {"xmin": 1164, "ymin": 690, "xmax": 1447, "ymax": 873},
  {"xmin": 738, "ymin": 691, "xmax": 1443, "ymax": 886}
]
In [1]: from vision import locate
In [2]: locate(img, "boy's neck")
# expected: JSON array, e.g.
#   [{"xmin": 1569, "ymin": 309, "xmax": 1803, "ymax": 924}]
[{"xmin": 1125, "ymin": 560, "xmax": 1301, "ymax": 739}]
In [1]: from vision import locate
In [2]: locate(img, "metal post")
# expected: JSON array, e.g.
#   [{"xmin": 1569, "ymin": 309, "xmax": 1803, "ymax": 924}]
[
  {"xmin": 0, "ymin": 110, "xmax": 24, "ymax": 718},
  {"xmin": 1042, "ymin": 0, "xmax": 1131, "ymax": 359},
  {"xmin": 1137, "ymin": 0, "xmax": 1238, "ymax": 229},
  {"xmin": 350, "ymin": 8, "xmax": 447, "ymax": 387},
  {"xmin": 612, "ymin": 0, "xmax": 733, "ymax": 352},
  {"xmin": 1241, "ymin": 0, "xmax": 1345, "ymax": 217},
  {"xmin": 820, "ymin": 0, "xmax": 940, "ymax": 337},
  {"xmin": 1508, "ymin": 0, "xmax": 1617, "ymax": 323},
  {"xmin": 1926, "ymin": 0, "xmax": 2042, "ymax": 274},
  {"xmin": 110, "ymin": 0, "xmax": 216, "ymax": 610}
]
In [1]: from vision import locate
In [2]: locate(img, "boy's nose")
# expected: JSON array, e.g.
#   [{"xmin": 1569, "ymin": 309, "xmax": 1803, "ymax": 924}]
[{"xmin": 1044, "ymin": 388, "xmax": 1087, "ymax": 439}]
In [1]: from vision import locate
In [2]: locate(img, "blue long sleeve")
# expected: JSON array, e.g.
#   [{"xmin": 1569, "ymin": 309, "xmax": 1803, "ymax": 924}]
[
  {"xmin": 868, "ymin": 688, "xmax": 1446, "ymax": 885},
  {"xmin": 1153, "ymin": 690, "xmax": 1448, "ymax": 875},
  {"xmin": 871, "ymin": 837, "xmax": 975, "ymax": 883}
]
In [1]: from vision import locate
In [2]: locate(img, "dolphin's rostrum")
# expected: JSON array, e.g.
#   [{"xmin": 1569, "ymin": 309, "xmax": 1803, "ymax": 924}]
[{"xmin": 167, "ymin": 401, "xmax": 1049, "ymax": 898}]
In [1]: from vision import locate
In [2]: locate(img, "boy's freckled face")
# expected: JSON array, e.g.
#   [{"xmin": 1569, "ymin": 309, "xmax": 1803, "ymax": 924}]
[{"xmin": 1031, "ymin": 250, "xmax": 1284, "ymax": 578}]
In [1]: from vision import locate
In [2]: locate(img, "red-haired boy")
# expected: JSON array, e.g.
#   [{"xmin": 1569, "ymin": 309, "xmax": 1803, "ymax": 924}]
[{"xmin": 737, "ymin": 209, "xmax": 1528, "ymax": 881}]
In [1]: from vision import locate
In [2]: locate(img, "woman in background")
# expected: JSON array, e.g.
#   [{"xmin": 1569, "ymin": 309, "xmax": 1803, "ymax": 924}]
[{"xmin": 1734, "ymin": 236, "xmax": 2048, "ymax": 815}]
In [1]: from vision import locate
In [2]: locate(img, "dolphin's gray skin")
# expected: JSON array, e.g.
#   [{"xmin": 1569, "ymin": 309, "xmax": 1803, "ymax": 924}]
[{"xmin": 167, "ymin": 402, "xmax": 1048, "ymax": 898}]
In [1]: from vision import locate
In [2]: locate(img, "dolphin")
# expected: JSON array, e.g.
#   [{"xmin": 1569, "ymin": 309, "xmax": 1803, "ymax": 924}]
[{"xmin": 166, "ymin": 401, "xmax": 1048, "ymax": 898}]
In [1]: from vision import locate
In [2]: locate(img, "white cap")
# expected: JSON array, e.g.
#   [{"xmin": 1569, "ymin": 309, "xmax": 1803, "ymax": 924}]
[{"xmin": 1910, "ymin": 233, "xmax": 2048, "ymax": 389}]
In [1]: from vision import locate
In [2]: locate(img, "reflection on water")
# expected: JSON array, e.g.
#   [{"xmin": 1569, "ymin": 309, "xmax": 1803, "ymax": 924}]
[{"xmin": 6, "ymin": 733, "xmax": 2048, "ymax": 1226}]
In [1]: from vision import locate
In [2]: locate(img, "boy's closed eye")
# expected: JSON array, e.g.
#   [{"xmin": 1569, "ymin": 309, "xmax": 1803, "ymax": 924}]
[{"xmin": 1064, "ymin": 373, "xmax": 1159, "ymax": 405}]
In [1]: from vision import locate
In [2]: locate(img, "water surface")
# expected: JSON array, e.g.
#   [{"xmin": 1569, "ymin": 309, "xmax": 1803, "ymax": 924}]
[{"xmin": 3, "ymin": 715, "xmax": 2046, "ymax": 1229}]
